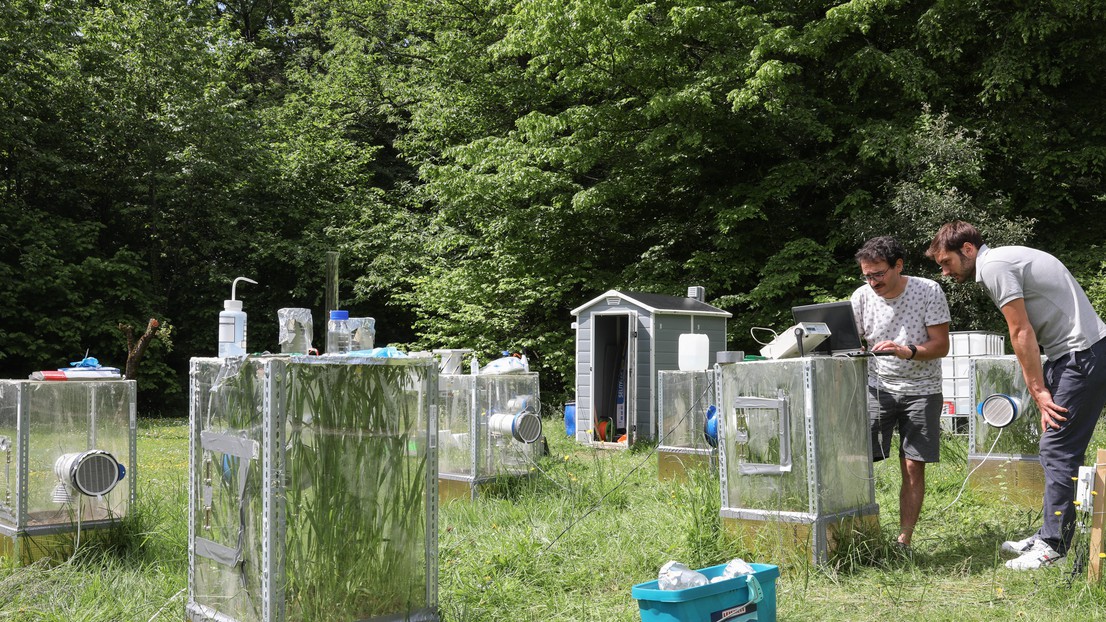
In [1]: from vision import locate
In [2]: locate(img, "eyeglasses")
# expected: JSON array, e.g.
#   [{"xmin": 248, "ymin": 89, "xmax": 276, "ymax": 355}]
[{"xmin": 860, "ymin": 269, "xmax": 890, "ymax": 283}]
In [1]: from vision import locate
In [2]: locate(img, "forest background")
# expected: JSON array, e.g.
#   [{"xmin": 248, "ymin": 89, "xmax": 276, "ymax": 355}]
[{"xmin": 3, "ymin": 0, "xmax": 1106, "ymax": 413}]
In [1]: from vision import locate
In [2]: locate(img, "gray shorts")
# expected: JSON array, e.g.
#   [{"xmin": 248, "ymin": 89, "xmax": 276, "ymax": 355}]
[{"xmin": 869, "ymin": 387, "xmax": 942, "ymax": 463}]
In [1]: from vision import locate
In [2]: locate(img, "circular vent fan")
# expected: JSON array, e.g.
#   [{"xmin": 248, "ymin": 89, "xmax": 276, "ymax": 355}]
[
  {"xmin": 54, "ymin": 450, "xmax": 125, "ymax": 497},
  {"xmin": 978, "ymin": 394, "xmax": 1022, "ymax": 429},
  {"xmin": 489, "ymin": 411, "xmax": 543, "ymax": 444}
]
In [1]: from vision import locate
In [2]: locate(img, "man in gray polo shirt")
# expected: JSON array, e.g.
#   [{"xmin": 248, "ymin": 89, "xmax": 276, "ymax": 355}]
[{"xmin": 927, "ymin": 221, "xmax": 1106, "ymax": 570}]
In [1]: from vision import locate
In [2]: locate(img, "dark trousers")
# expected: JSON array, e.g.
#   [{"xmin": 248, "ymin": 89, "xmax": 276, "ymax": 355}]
[{"xmin": 1038, "ymin": 337, "xmax": 1106, "ymax": 553}]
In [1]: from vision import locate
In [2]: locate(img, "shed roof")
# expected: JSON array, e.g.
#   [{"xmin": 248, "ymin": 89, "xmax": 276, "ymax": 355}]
[{"xmin": 571, "ymin": 290, "xmax": 732, "ymax": 318}]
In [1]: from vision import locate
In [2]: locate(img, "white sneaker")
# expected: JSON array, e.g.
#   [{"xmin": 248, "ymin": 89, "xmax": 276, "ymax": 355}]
[
  {"xmin": 1004, "ymin": 539, "xmax": 1064, "ymax": 570},
  {"xmin": 1000, "ymin": 533, "xmax": 1040, "ymax": 555}
]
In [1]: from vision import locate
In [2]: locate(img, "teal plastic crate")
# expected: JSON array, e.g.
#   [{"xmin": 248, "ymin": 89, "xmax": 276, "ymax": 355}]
[{"xmin": 631, "ymin": 562, "xmax": 779, "ymax": 622}]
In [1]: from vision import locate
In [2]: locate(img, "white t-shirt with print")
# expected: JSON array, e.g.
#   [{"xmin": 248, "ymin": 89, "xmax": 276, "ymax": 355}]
[{"xmin": 850, "ymin": 276, "xmax": 951, "ymax": 395}]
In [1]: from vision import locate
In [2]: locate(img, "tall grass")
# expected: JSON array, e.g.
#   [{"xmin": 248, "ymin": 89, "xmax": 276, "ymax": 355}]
[
  {"xmin": 282, "ymin": 361, "xmax": 433, "ymax": 621},
  {"xmin": 3, "ymin": 416, "xmax": 1106, "ymax": 621}
]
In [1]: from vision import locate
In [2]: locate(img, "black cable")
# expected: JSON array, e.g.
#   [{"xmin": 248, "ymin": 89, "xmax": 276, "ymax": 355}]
[{"xmin": 539, "ymin": 374, "xmax": 718, "ymax": 556}]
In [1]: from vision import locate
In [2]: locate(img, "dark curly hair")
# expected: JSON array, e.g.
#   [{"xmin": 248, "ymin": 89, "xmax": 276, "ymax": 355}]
[{"xmin": 855, "ymin": 236, "xmax": 904, "ymax": 267}]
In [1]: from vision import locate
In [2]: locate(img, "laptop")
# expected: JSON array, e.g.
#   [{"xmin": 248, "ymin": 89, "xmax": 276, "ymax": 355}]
[{"xmin": 791, "ymin": 301, "xmax": 893, "ymax": 357}]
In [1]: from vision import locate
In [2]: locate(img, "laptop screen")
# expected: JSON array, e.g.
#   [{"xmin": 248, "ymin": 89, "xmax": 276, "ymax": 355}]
[{"xmin": 791, "ymin": 301, "xmax": 863, "ymax": 355}]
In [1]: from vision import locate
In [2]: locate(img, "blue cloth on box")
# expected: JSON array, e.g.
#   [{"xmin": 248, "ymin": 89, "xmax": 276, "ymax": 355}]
[
  {"xmin": 70, "ymin": 356, "xmax": 101, "ymax": 368},
  {"xmin": 350, "ymin": 347, "xmax": 407, "ymax": 358}
]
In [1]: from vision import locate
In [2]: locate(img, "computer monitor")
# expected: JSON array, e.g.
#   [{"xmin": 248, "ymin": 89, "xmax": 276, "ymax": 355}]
[{"xmin": 791, "ymin": 301, "xmax": 863, "ymax": 355}]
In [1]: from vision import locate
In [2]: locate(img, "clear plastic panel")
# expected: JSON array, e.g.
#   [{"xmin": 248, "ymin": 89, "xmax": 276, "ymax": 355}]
[
  {"xmin": 438, "ymin": 373, "xmax": 542, "ymax": 480},
  {"xmin": 658, "ymin": 370, "xmax": 715, "ymax": 450},
  {"xmin": 189, "ymin": 356, "xmax": 437, "ymax": 622},
  {"xmin": 0, "ymin": 383, "xmax": 19, "ymax": 523},
  {"xmin": 807, "ymin": 358, "xmax": 873, "ymax": 515},
  {"xmin": 190, "ymin": 358, "xmax": 266, "ymax": 621},
  {"xmin": 438, "ymin": 374, "xmax": 475, "ymax": 476},
  {"xmin": 0, "ymin": 382, "xmax": 13, "ymax": 522},
  {"xmin": 0, "ymin": 380, "xmax": 133, "ymax": 531},
  {"xmin": 971, "ymin": 356, "xmax": 1041, "ymax": 456},
  {"xmin": 719, "ymin": 358, "xmax": 872, "ymax": 515},
  {"xmin": 477, "ymin": 373, "xmax": 541, "ymax": 477},
  {"xmin": 720, "ymin": 360, "xmax": 810, "ymax": 512},
  {"xmin": 284, "ymin": 358, "xmax": 434, "ymax": 620}
]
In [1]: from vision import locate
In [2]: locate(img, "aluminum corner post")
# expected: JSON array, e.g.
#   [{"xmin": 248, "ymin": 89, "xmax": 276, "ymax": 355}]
[
  {"xmin": 715, "ymin": 363, "xmax": 729, "ymax": 511},
  {"xmin": 261, "ymin": 358, "xmax": 285, "ymax": 622},
  {"xmin": 803, "ymin": 360, "xmax": 818, "ymax": 518}
]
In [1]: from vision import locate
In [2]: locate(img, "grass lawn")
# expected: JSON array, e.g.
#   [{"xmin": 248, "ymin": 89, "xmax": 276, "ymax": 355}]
[{"xmin": 1, "ymin": 416, "xmax": 1105, "ymax": 621}]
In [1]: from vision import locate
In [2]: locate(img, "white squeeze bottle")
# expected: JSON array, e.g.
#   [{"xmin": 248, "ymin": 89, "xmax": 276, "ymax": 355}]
[{"xmin": 218, "ymin": 277, "xmax": 257, "ymax": 358}]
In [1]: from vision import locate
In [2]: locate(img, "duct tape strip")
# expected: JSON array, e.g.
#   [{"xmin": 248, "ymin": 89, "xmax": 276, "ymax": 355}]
[
  {"xmin": 194, "ymin": 536, "xmax": 241, "ymax": 567},
  {"xmin": 187, "ymin": 601, "xmax": 243, "ymax": 622},
  {"xmin": 200, "ymin": 431, "xmax": 259, "ymax": 460}
]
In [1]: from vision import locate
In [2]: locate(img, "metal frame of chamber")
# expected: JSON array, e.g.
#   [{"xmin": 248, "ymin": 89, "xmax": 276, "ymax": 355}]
[
  {"xmin": 186, "ymin": 355, "xmax": 439, "ymax": 622},
  {"xmin": 716, "ymin": 357, "xmax": 878, "ymax": 563}
]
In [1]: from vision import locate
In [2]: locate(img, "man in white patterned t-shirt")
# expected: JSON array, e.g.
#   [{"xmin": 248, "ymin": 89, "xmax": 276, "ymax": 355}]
[{"xmin": 851, "ymin": 236, "xmax": 951, "ymax": 547}]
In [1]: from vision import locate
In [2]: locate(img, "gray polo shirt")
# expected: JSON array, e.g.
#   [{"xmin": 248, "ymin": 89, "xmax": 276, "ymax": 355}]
[{"xmin": 976, "ymin": 244, "xmax": 1106, "ymax": 359}]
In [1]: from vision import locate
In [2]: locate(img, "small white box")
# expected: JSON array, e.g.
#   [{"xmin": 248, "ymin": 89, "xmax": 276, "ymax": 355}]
[{"xmin": 759, "ymin": 322, "xmax": 831, "ymax": 359}]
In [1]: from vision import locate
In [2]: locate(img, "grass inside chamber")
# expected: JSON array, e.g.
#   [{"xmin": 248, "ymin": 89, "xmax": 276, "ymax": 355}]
[{"xmin": 283, "ymin": 360, "xmax": 430, "ymax": 621}]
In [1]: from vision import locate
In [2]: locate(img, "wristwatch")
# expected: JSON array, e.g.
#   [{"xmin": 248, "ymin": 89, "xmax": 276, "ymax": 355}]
[{"xmin": 908, "ymin": 344, "xmax": 918, "ymax": 360}]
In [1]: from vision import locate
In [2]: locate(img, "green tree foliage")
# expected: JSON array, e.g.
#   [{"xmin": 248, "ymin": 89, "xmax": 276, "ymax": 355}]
[
  {"xmin": 4, "ymin": 0, "xmax": 1106, "ymax": 407},
  {"xmin": 0, "ymin": 0, "xmax": 339, "ymax": 411}
]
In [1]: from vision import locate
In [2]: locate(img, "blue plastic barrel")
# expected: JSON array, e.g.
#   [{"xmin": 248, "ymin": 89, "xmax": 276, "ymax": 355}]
[{"xmin": 564, "ymin": 401, "xmax": 576, "ymax": 436}]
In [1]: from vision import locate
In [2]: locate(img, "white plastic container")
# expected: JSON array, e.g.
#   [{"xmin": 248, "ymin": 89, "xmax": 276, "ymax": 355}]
[
  {"xmin": 940, "ymin": 331, "xmax": 1005, "ymax": 431},
  {"xmin": 218, "ymin": 277, "xmax": 256, "ymax": 358},
  {"xmin": 678, "ymin": 333, "xmax": 710, "ymax": 371}
]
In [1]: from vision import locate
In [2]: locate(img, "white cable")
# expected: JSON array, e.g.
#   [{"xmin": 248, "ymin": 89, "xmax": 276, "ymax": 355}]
[
  {"xmin": 750, "ymin": 327, "xmax": 777, "ymax": 347},
  {"xmin": 938, "ymin": 426, "xmax": 1004, "ymax": 513}
]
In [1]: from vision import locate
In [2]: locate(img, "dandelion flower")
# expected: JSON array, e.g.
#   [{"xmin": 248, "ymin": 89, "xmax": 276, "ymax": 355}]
[
  {"xmin": 1074, "ymin": 501, "xmax": 1082, "ymax": 507},
  {"xmin": 1055, "ymin": 511, "xmax": 1063, "ymax": 516}
]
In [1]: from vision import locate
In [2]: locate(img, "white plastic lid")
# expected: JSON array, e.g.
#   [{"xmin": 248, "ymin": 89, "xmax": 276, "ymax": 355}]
[{"xmin": 224, "ymin": 299, "xmax": 243, "ymax": 311}]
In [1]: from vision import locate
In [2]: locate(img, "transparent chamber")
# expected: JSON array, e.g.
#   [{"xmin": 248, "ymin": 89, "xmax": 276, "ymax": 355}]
[
  {"xmin": 968, "ymin": 355, "xmax": 1044, "ymax": 507},
  {"xmin": 656, "ymin": 370, "xmax": 717, "ymax": 480},
  {"xmin": 187, "ymin": 356, "xmax": 439, "ymax": 622},
  {"xmin": 437, "ymin": 372, "xmax": 542, "ymax": 500},
  {"xmin": 717, "ymin": 358, "xmax": 877, "ymax": 563},
  {"xmin": 0, "ymin": 379, "xmax": 136, "ymax": 562}
]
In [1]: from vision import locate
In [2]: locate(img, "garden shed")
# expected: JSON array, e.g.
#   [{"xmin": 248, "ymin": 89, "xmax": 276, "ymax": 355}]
[{"xmin": 570, "ymin": 287, "xmax": 731, "ymax": 447}]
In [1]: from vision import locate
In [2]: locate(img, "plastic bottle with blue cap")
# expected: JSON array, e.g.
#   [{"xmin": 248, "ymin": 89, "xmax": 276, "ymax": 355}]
[{"xmin": 327, "ymin": 310, "xmax": 352, "ymax": 354}]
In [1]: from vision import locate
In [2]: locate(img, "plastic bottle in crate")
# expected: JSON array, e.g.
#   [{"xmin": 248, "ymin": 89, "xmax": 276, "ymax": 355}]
[{"xmin": 657, "ymin": 561, "xmax": 708, "ymax": 590}]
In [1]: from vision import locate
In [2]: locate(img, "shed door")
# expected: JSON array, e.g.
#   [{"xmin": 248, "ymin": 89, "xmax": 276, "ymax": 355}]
[{"xmin": 590, "ymin": 312, "xmax": 637, "ymax": 445}]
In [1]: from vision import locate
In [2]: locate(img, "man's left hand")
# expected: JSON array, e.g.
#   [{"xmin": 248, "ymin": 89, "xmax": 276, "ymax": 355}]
[{"xmin": 1035, "ymin": 388, "xmax": 1068, "ymax": 431}]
